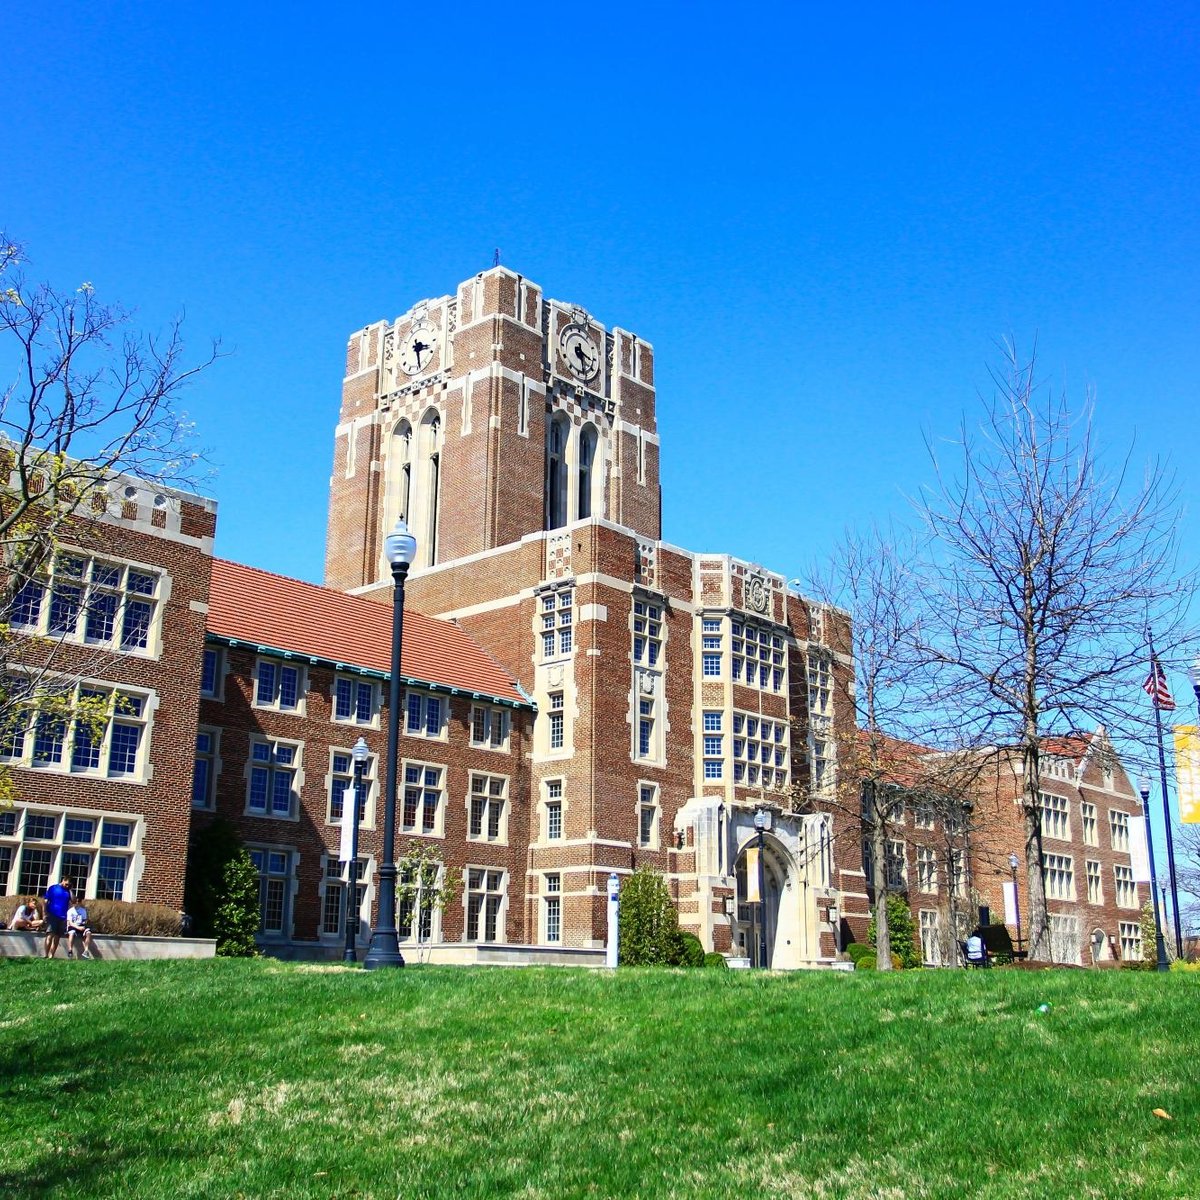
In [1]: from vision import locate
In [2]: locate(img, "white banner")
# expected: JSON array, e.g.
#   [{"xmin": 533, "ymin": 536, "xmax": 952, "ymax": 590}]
[
  {"xmin": 1002, "ymin": 880, "xmax": 1017, "ymax": 926},
  {"xmin": 745, "ymin": 847, "xmax": 760, "ymax": 902},
  {"xmin": 1175, "ymin": 726, "xmax": 1200, "ymax": 823},
  {"xmin": 1129, "ymin": 813, "xmax": 1151, "ymax": 884},
  {"xmin": 338, "ymin": 796, "xmax": 355, "ymax": 864}
]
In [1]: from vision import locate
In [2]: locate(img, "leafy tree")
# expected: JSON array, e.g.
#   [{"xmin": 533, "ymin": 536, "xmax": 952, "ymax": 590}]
[
  {"xmin": 619, "ymin": 868, "xmax": 684, "ymax": 965},
  {"xmin": 184, "ymin": 818, "xmax": 249, "ymax": 939},
  {"xmin": 868, "ymin": 894, "xmax": 920, "ymax": 969},
  {"xmin": 214, "ymin": 850, "xmax": 261, "ymax": 958},
  {"xmin": 0, "ymin": 232, "xmax": 215, "ymax": 805},
  {"xmin": 395, "ymin": 841, "xmax": 458, "ymax": 959},
  {"xmin": 916, "ymin": 342, "xmax": 1196, "ymax": 960}
]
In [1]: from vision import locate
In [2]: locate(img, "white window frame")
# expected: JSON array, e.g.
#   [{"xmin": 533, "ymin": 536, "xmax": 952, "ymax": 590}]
[
  {"xmin": 253, "ymin": 657, "xmax": 306, "ymax": 715},
  {"xmin": 638, "ymin": 783, "xmax": 660, "ymax": 849},
  {"xmin": 919, "ymin": 909, "xmax": 942, "ymax": 966},
  {"xmin": 885, "ymin": 839, "xmax": 907, "ymax": 890},
  {"xmin": 1038, "ymin": 792, "xmax": 1071, "ymax": 841},
  {"xmin": 332, "ymin": 675, "xmax": 379, "ymax": 728},
  {"xmin": 193, "ymin": 725, "xmax": 220, "ymax": 811},
  {"xmin": 543, "ymin": 872, "xmax": 562, "ymax": 944},
  {"xmin": 246, "ymin": 736, "xmax": 303, "ymax": 821},
  {"xmin": 1043, "ymin": 853, "xmax": 1075, "ymax": 901},
  {"xmin": 400, "ymin": 759, "xmax": 445, "ymax": 838},
  {"xmin": 1109, "ymin": 810, "xmax": 1131, "ymax": 853},
  {"xmin": 246, "ymin": 844, "xmax": 296, "ymax": 940},
  {"xmin": 916, "ymin": 845, "xmax": 937, "ymax": 893},
  {"xmin": 325, "ymin": 746, "xmax": 377, "ymax": 829},
  {"xmin": 538, "ymin": 587, "xmax": 574, "ymax": 662},
  {"xmin": 1119, "ymin": 920, "xmax": 1142, "ymax": 962},
  {"xmin": 404, "ymin": 690, "xmax": 446, "ymax": 740},
  {"xmin": 467, "ymin": 772, "xmax": 508, "ymax": 844},
  {"xmin": 1114, "ymin": 863, "xmax": 1138, "ymax": 908},
  {"xmin": 318, "ymin": 854, "xmax": 370, "ymax": 943},
  {"xmin": 469, "ymin": 704, "xmax": 509, "ymax": 751},
  {"xmin": 633, "ymin": 598, "xmax": 663, "ymax": 668},
  {"xmin": 200, "ymin": 646, "xmax": 225, "ymax": 699},
  {"xmin": 1081, "ymin": 801, "xmax": 1098, "ymax": 847},
  {"xmin": 463, "ymin": 866, "xmax": 507, "ymax": 943},
  {"xmin": 1085, "ymin": 859, "xmax": 1103, "ymax": 905},
  {"xmin": 543, "ymin": 778, "xmax": 564, "ymax": 841}
]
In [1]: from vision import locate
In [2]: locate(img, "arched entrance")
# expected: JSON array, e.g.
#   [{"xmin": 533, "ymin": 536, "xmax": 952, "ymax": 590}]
[{"xmin": 733, "ymin": 836, "xmax": 790, "ymax": 968}]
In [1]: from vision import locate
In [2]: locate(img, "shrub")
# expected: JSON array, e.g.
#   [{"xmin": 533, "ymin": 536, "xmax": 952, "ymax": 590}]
[
  {"xmin": 704, "ymin": 952, "xmax": 729, "ymax": 969},
  {"xmin": 619, "ymin": 868, "xmax": 683, "ymax": 965},
  {"xmin": 213, "ymin": 850, "xmax": 261, "ymax": 958},
  {"xmin": 184, "ymin": 817, "xmax": 248, "ymax": 939},
  {"xmin": 0, "ymin": 895, "xmax": 181, "ymax": 936},
  {"xmin": 856, "ymin": 951, "xmax": 902, "ymax": 970},
  {"xmin": 846, "ymin": 942, "xmax": 874, "ymax": 963},
  {"xmin": 676, "ymin": 931, "xmax": 706, "ymax": 967},
  {"xmin": 867, "ymin": 895, "xmax": 921, "ymax": 969}
]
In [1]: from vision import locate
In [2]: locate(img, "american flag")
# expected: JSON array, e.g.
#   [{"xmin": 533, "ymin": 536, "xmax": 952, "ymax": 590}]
[{"xmin": 1143, "ymin": 659, "xmax": 1176, "ymax": 711}]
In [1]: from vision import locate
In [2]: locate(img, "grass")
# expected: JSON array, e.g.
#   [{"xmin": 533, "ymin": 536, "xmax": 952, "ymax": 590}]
[{"xmin": 1, "ymin": 960, "xmax": 1197, "ymax": 1199}]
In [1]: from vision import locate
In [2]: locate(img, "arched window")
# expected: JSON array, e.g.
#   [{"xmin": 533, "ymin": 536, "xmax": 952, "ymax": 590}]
[
  {"xmin": 545, "ymin": 412, "xmax": 570, "ymax": 530},
  {"xmin": 578, "ymin": 423, "xmax": 597, "ymax": 520},
  {"xmin": 385, "ymin": 420, "xmax": 412, "ymax": 524},
  {"xmin": 417, "ymin": 410, "xmax": 441, "ymax": 567}
]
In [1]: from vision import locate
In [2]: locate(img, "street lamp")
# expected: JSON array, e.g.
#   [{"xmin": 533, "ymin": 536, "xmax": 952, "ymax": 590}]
[
  {"xmin": 364, "ymin": 517, "xmax": 418, "ymax": 971},
  {"xmin": 1008, "ymin": 852, "xmax": 1023, "ymax": 958},
  {"xmin": 343, "ymin": 736, "xmax": 370, "ymax": 963},
  {"xmin": 1137, "ymin": 775, "xmax": 1169, "ymax": 973},
  {"xmin": 753, "ymin": 808, "xmax": 771, "ymax": 969}
]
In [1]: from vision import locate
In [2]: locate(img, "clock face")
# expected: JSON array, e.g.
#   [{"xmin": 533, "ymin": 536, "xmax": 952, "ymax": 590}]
[
  {"xmin": 559, "ymin": 325, "xmax": 601, "ymax": 383},
  {"xmin": 399, "ymin": 322, "xmax": 439, "ymax": 376}
]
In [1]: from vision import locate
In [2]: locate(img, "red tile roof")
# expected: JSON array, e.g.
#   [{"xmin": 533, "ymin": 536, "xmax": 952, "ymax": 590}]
[{"xmin": 207, "ymin": 560, "xmax": 529, "ymax": 707}]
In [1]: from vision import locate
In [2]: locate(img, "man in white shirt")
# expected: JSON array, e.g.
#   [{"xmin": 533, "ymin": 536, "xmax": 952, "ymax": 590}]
[{"xmin": 66, "ymin": 903, "xmax": 93, "ymax": 959}]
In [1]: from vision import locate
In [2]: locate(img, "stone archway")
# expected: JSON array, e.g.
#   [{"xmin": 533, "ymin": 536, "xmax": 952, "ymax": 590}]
[{"xmin": 733, "ymin": 833, "xmax": 796, "ymax": 968}]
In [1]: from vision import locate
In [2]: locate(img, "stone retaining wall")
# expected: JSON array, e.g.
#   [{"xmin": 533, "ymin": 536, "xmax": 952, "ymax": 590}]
[{"xmin": 0, "ymin": 929, "xmax": 216, "ymax": 960}]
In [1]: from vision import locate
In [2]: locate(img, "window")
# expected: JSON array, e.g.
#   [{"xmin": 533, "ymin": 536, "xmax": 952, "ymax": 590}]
[
  {"xmin": 917, "ymin": 845, "xmax": 937, "ymax": 893},
  {"xmin": 577, "ymin": 424, "xmax": 598, "ymax": 520},
  {"xmin": 545, "ymin": 413, "xmax": 569, "ymax": 530},
  {"xmin": 254, "ymin": 659, "xmax": 302, "ymax": 712},
  {"xmin": 539, "ymin": 588, "xmax": 573, "ymax": 659},
  {"xmin": 729, "ymin": 713, "xmax": 788, "ymax": 790},
  {"xmin": 885, "ymin": 840, "xmax": 907, "ymax": 889},
  {"xmin": 808, "ymin": 653, "xmax": 831, "ymax": 716},
  {"xmin": 327, "ymin": 749, "xmax": 374, "ymax": 826},
  {"xmin": 862, "ymin": 838, "xmax": 874, "ymax": 883},
  {"xmin": 248, "ymin": 739, "xmax": 300, "ymax": 819},
  {"xmin": 633, "ymin": 599, "xmax": 662, "ymax": 667},
  {"xmin": 1109, "ymin": 810, "xmax": 1131, "ymax": 853},
  {"xmin": 810, "ymin": 737, "xmax": 829, "ymax": 794},
  {"xmin": 547, "ymin": 691, "xmax": 565, "ymax": 752},
  {"xmin": 1119, "ymin": 920, "xmax": 1142, "ymax": 962},
  {"xmin": 1048, "ymin": 913, "xmax": 1081, "ymax": 965},
  {"xmin": 11, "ymin": 552, "xmax": 162, "ymax": 655},
  {"xmin": 637, "ymin": 697, "xmax": 656, "ymax": 760},
  {"xmin": 464, "ymin": 868, "xmax": 506, "ymax": 942},
  {"xmin": 470, "ymin": 705, "xmax": 509, "ymax": 750},
  {"xmin": 544, "ymin": 873, "xmax": 562, "ymax": 943},
  {"xmin": 1043, "ymin": 854, "xmax": 1075, "ymax": 901},
  {"xmin": 468, "ymin": 774, "xmax": 507, "ymax": 843},
  {"xmin": 0, "ymin": 680, "xmax": 151, "ymax": 780},
  {"xmin": 321, "ymin": 857, "xmax": 367, "ymax": 940},
  {"xmin": 702, "ymin": 712, "xmax": 722, "ymax": 781},
  {"xmin": 1044, "ymin": 755, "xmax": 1072, "ymax": 780},
  {"xmin": 884, "ymin": 794, "xmax": 905, "ymax": 824},
  {"xmin": 1114, "ymin": 864, "xmax": 1138, "ymax": 908},
  {"xmin": 333, "ymin": 676, "xmax": 376, "ymax": 726},
  {"xmin": 1039, "ymin": 793, "xmax": 1070, "ymax": 841},
  {"xmin": 1081, "ymin": 802, "xmax": 1098, "ymax": 847},
  {"xmin": 248, "ymin": 847, "xmax": 293, "ymax": 936},
  {"xmin": 919, "ymin": 910, "xmax": 942, "ymax": 966},
  {"xmin": 700, "ymin": 617, "xmax": 722, "ymax": 677},
  {"xmin": 638, "ymin": 785, "xmax": 659, "ymax": 848},
  {"xmin": 402, "ymin": 762, "xmax": 443, "ymax": 835},
  {"xmin": 545, "ymin": 780, "xmax": 563, "ymax": 840},
  {"xmin": 405, "ymin": 692, "xmax": 444, "ymax": 738},
  {"xmin": 398, "ymin": 858, "xmax": 441, "ymax": 944},
  {"xmin": 0, "ymin": 805, "xmax": 140, "ymax": 899},
  {"xmin": 200, "ymin": 647, "xmax": 223, "ymax": 698},
  {"xmin": 731, "ymin": 625, "xmax": 783, "ymax": 691},
  {"xmin": 1086, "ymin": 859, "xmax": 1103, "ymax": 905},
  {"xmin": 193, "ymin": 728, "xmax": 218, "ymax": 810},
  {"xmin": 949, "ymin": 849, "xmax": 967, "ymax": 899}
]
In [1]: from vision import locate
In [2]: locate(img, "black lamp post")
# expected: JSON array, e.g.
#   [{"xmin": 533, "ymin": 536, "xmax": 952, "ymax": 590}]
[
  {"xmin": 1008, "ymin": 852, "xmax": 1023, "ymax": 958},
  {"xmin": 753, "ymin": 807, "xmax": 771, "ymax": 969},
  {"xmin": 364, "ymin": 517, "xmax": 418, "ymax": 971},
  {"xmin": 1138, "ymin": 775, "xmax": 1169, "ymax": 973},
  {"xmin": 343, "ymin": 736, "xmax": 369, "ymax": 964}
]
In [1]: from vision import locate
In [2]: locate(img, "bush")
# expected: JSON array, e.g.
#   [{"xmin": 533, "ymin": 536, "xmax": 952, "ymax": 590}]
[
  {"xmin": 619, "ymin": 868, "xmax": 683, "ymax": 966},
  {"xmin": 704, "ymin": 952, "xmax": 729, "ymax": 969},
  {"xmin": 676, "ymin": 931, "xmax": 706, "ymax": 967},
  {"xmin": 856, "ymin": 951, "xmax": 902, "ymax": 971},
  {"xmin": 846, "ymin": 942, "xmax": 874, "ymax": 963},
  {"xmin": 867, "ymin": 895, "xmax": 921, "ymax": 969},
  {"xmin": 184, "ymin": 817, "xmax": 247, "ymax": 939},
  {"xmin": 0, "ymin": 895, "xmax": 182, "ymax": 936},
  {"xmin": 213, "ymin": 850, "xmax": 261, "ymax": 958}
]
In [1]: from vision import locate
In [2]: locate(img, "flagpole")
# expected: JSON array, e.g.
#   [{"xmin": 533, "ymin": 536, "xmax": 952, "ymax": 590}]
[{"xmin": 1148, "ymin": 636, "xmax": 1183, "ymax": 959}]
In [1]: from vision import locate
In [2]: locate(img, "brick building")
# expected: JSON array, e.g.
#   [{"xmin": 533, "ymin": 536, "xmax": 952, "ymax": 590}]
[
  {"xmin": 320, "ymin": 266, "xmax": 863, "ymax": 966},
  {"xmin": 0, "ymin": 475, "xmax": 217, "ymax": 911}
]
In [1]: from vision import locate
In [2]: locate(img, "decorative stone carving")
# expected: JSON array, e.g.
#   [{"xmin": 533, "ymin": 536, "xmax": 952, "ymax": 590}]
[{"xmin": 746, "ymin": 574, "xmax": 769, "ymax": 615}]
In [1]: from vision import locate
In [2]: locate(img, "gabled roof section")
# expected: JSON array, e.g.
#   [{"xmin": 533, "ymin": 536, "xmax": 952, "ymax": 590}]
[{"xmin": 207, "ymin": 559, "xmax": 529, "ymax": 708}]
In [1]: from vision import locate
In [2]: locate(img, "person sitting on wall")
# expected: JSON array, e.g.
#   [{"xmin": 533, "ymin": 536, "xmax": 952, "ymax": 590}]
[
  {"xmin": 43, "ymin": 877, "xmax": 72, "ymax": 959},
  {"xmin": 11, "ymin": 899, "xmax": 43, "ymax": 931},
  {"xmin": 66, "ymin": 902, "xmax": 94, "ymax": 959}
]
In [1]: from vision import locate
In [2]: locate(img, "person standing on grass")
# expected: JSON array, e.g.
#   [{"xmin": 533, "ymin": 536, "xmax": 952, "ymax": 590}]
[
  {"xmin": 43, "ymin": 877, "xmax": 72, "ymax": 959},
  {"xmin": 66, "ymin": 901, "xmax": 93, "ymax": 959}
]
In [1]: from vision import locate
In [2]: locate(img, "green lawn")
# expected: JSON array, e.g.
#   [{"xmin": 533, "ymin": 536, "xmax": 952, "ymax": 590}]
[{"xmin": 1, "ymin": 959, "xmax": 1196, "ymax": 1199}]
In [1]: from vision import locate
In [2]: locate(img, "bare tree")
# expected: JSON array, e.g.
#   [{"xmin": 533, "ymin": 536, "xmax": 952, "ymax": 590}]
[
  {"xmin": 0, "ymin": 234, "xmax": 217, "ymax": 799},
  {"xmin": 916, "ymin": 341, "xmax": 1196, "ymax": 961}
]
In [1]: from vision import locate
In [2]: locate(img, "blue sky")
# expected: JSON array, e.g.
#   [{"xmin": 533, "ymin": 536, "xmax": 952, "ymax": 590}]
[{"xmin": 7, "ymin": 3, "xmax": 1199, "ymax": 699}]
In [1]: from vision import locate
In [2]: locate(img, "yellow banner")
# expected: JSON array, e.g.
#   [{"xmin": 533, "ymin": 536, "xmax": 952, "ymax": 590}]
[
  {"xmin": 745, "ymin": 847, "xmax": 760, "ymax": 902},
  {"xmin": 1176, "ymin": 726, "xmax": 1200, "ymax": 824}
]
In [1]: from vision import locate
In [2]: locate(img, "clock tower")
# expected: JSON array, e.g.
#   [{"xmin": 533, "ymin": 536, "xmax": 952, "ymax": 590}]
[{"xmin": 324, "ymin": 266, "xmax": 660, "ymax": 592}]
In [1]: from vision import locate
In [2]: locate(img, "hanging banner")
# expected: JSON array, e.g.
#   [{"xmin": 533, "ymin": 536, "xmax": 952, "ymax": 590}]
[
  {"xmin": 1175, "ymin": 725, "xmax": 1200, "ymax": 824},
  {"xmin": 1002, "ymin": 880, "xmax": 1017, "ymax": 927},
  {"xmin": 745, "ymin": 847, "xmax": 760, "ymax": 902},
  {"xmin": 1130, "ymin": 816, "xmax": 1151, "ymax": 884}
]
